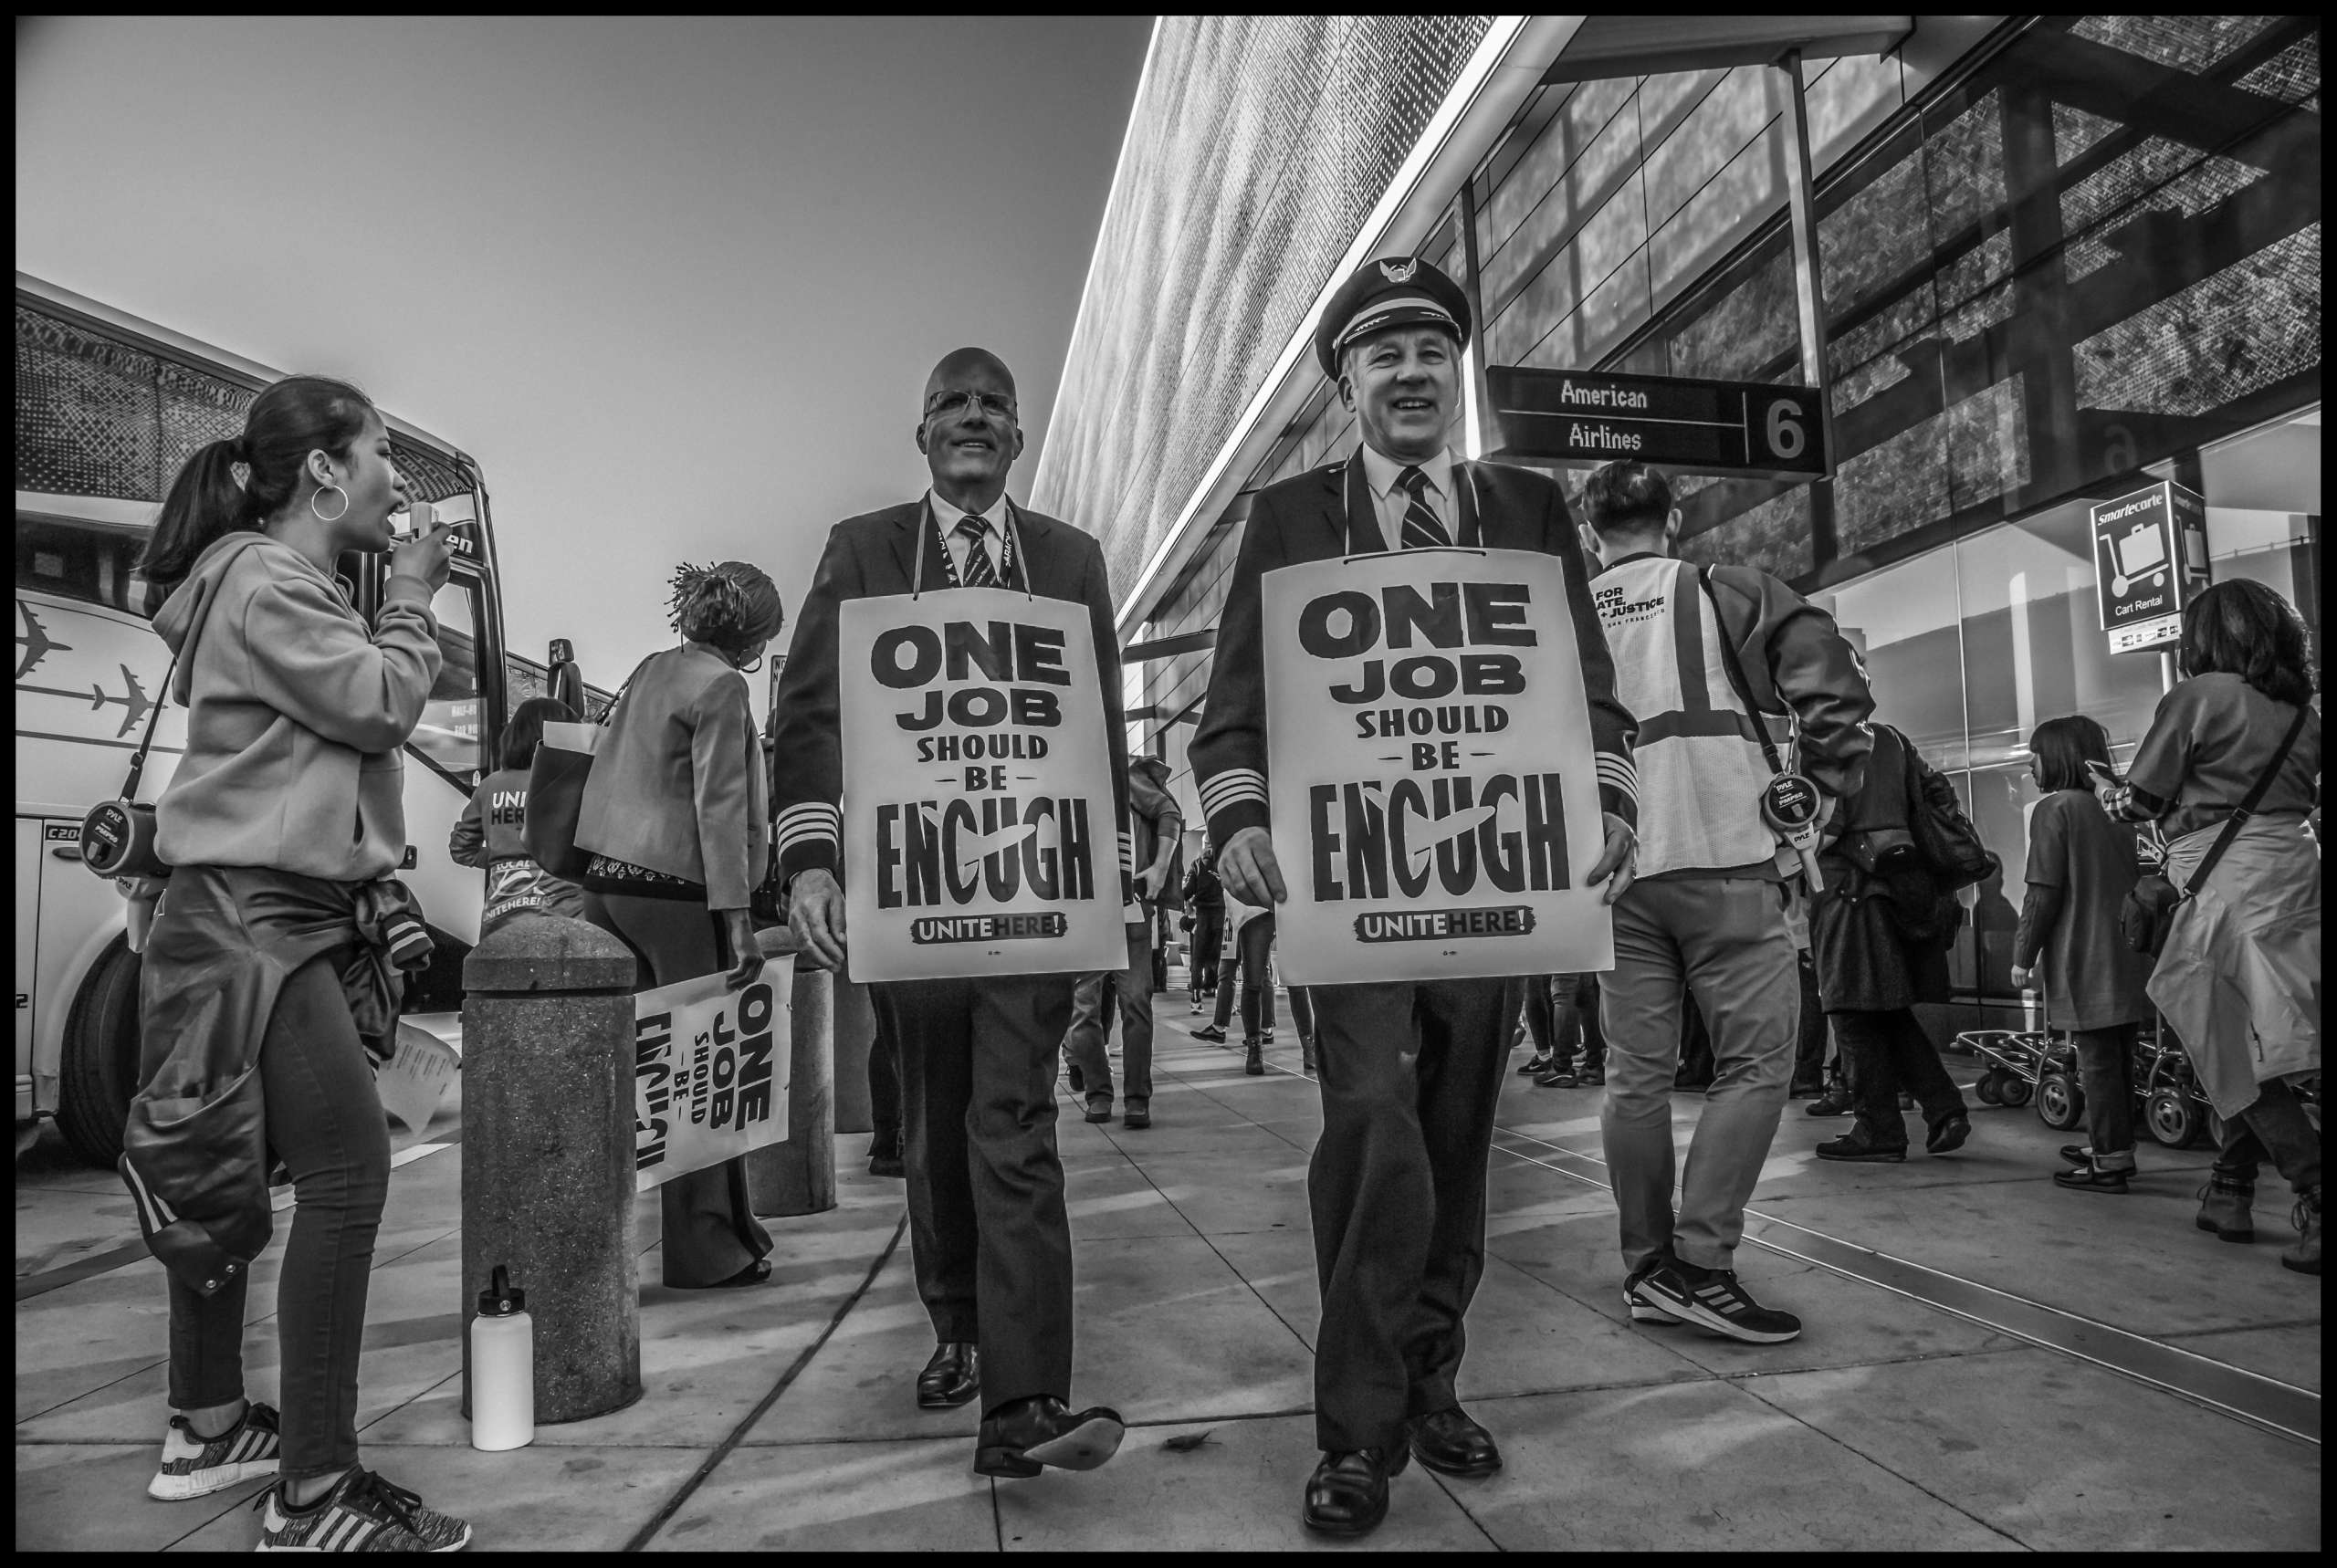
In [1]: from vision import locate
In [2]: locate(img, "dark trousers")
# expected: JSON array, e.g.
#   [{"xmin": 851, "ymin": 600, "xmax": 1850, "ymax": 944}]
[
  {"xmin": 1289, "ymin": 984, "xmax": 1315, "ymax": 1042},
  {"xmin": 1189, "ymin": 906, "xmax": 1223, "ymax": 994},
  {"xmin": 1522, "ymin": 976, "xmax": 1555, "ymax": 1055},
  {"xmin": 1210, "ymin": 915, "xmax": 1277, "ymax": 1035},
  {"xmin": 2216, "ymin": 1077, "xmax": 2323, "ymax": 1195},
  {"xmin": 869, "ymin": 1000, "xmax": 903, "ymax": 1158},
  {"xmin": 1834, "ymin": 1007, "xmax": 1966, "ymax": 1149},
  {"xmin": 882, "ymin": 972, "xmax": 1078, "ymax": 1409},
  {"xmin": 168, "ymin": 954, "xmax": 389, "ymax": 1480},
  {"xmin": 2071, "ymin": 1022, "xmax": 2139, "ymax": 1169},
  {"xmin": 1063, "ymin": 920, "xmax": 1154, "ymax": 1103},
  {"xmin": 1307, "ymin": 976, "xmax": 1517, "ymax": 1453},
  {"xmin": 1556, "ymin": 974, "xmax": 1605, "ymax": 1071},
  {"xmin": 583, "ymin": 893, "xmax": 773, "ymax": 1288},
  {"xmin": 1790, "ymin": 958, "xmax": 1827, "ymax": 1092}
]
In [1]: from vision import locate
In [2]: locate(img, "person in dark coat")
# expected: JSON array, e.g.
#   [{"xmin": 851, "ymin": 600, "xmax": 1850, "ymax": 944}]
[
  {"xmin": 2011, "ymin": 716, "xmax": 2154, "ymax": 1193},
  {"xmin": 1808, "ymin": 724, "xmax": 1972, "ymax": 1162}
]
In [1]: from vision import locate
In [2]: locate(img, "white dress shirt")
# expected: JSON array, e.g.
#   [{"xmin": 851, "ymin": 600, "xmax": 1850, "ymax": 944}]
[
  {"xmin": 927, "ymin": 489, "xmax": 1010, "ymax": 580},
  {"xmin": 1357, "ymin": 444, "xmax": 1459, "ymax": 550}
]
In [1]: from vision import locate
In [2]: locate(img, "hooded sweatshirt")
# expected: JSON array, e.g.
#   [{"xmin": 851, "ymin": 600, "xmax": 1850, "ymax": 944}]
[{"xmin": 152, "ymin": 532, "xmax": 442, "ymax": 883}]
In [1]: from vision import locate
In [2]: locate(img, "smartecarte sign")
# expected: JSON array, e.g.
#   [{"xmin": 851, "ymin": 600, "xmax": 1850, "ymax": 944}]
[
  {"xmin": 1485, "ymin": 367, "xmax": 1828, "ymax": 479},
  {"xmin": 2090, "ymin": 480, "xmax": 2208, "ymax": 654}
]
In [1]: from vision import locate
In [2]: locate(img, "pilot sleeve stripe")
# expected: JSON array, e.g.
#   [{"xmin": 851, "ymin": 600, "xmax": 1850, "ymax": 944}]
[{"xmin": 1197, "ymin": 767, "xmax": 1268, "ymax": 816}]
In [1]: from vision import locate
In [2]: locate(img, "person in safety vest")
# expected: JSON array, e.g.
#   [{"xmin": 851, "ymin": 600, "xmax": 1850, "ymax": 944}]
[
  {"xmin": 769, "ymin": 347, "xmax": 1133, "ymax": 1482},
  {"xmin": 1192, "ymin": 255, "xmax": 1640, "ymax": 1537},
  {"xmin": 1577, "ymin": 458, "xmax": 1874, "ymax": 1345}
]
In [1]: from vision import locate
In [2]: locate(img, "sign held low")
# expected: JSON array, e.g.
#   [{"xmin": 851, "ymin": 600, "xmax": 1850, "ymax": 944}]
[{"xmin": 1486, "ymin": 366, "xmax": 1827, "ymax": 479}]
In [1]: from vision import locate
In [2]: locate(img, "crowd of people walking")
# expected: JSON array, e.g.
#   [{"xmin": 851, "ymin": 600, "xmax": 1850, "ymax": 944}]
[{"xmin": 105, "ymin": 251, "xmax": 2318, "ymax": 1551}]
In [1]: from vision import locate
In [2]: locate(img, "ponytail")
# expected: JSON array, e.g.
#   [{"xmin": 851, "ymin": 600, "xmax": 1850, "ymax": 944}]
[
  {"xmin": 140, "ymin": 437, "xmax": 258, "ymax": 609},
  {"xmin": 138, "ymin": 374, "xmax": 378, "ymax": 607}
]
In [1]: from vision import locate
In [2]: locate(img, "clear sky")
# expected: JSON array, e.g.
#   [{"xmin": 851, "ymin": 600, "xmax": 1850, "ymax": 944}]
[{"xmin": 16, "ymin": 15, "xmax": 1154, "ymax": 709}]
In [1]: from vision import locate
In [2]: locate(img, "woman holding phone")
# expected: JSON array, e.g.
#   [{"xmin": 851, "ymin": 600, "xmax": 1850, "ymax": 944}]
[
  {"xmin": 2009, "ymin": 716, "xmax": 2153, "ymax": 1192},
  {"xmin": 2101, "ymin": 580, "xmax": 2321, "ymax": 1272},
  {"xmin": 131, "ymin": 375, "xmax": 472, "ymax": 1550},
  {"xmin": 576, "ymin": 560, "xmax": 785, "ymax": 1289}
]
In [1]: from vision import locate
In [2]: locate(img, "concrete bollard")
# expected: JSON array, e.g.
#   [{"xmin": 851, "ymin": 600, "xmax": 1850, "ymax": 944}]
[
  {"xmin": 745, "ymin": 931, "xmax": 836, "ymax": 1218},
  {"xmin": 460, "ymin": 915, "xmax": 643, "ymax": 1425},
  {"xmin": 831, "ymin": 977, "xmax": 876, "ymax": 1134}
]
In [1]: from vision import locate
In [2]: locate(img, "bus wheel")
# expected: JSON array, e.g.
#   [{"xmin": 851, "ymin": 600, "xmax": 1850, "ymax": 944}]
[{"xmin": 58, "ymin": 940, "xmax": 143, "ymax": 1169}]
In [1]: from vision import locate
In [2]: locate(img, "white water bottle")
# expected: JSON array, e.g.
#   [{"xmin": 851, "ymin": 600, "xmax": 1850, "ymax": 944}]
[{"xmin": 468, "ymin": 1265, "xmax": 534, "ymax": 1451}]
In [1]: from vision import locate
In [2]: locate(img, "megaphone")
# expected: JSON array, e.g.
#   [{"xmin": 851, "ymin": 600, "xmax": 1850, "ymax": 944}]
[{"xmin": 1761, "ymin": 772, "xmax": 1827, "ymax": 891}]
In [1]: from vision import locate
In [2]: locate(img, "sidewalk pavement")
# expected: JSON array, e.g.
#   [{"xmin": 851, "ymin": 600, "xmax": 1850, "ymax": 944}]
[{"xmin": 16, "ymin": 998, "xmax": 2321, "ymax": 1551}]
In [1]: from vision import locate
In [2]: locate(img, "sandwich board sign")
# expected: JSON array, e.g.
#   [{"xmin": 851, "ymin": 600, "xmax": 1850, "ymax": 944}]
[
  {"xmin": 1260, "ymin": 548, "xmax": 1613, "ymax": 985},
  {"xmin": 2091, "ymin": 480, "xmax": 2208, "ymax": 654},
  {"xmin": 836, "ymin": 586, "xmax": 1125, "ymax": 982}
]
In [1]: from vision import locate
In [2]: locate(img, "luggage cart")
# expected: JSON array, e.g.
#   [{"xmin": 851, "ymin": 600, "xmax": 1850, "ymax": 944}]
[
  {"xmin": 1955, "ymin": 1021, "xmax": 2215, "ymax": 1146},
  {"xmin": 1960, "ymin": 1029, "xmax": 2056, "ymax": 1113}
]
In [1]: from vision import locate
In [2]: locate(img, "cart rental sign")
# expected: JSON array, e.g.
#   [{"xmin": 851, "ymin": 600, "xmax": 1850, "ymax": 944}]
[
  {"xmin": 2091, "ymin": 480, "xmax": 2209, "ymax": 654},
  {"xmin": 1262, "ymin": 549, "xmax": 1612, "ymax": 985}
]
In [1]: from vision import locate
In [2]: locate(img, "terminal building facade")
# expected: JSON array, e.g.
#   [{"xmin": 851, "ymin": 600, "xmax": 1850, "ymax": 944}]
[{"xmin": 1032, "ymin": 14, "xmax": 2321, "ymax": 1031}]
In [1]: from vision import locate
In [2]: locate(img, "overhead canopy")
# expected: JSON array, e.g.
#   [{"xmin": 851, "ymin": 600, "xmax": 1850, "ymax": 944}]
[{"xmin": 1539, "ymin": 16, "xmax": 1913, "ymax": 83}]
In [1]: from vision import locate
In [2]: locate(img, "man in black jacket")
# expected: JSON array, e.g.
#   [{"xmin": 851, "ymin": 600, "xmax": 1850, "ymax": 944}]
[
  {"xmin": 768, "ymin": 347, "xmax": 1130, "ymax": 1481},
  {"xmin": 1191, "ymin": 256, "xmax": 1640, "ymax": 1536}
]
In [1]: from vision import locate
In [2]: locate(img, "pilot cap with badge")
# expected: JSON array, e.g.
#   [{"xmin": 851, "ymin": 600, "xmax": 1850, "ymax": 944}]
[{"xmin": 1315, "ymin": 254, "xmax": 1473, "ymax": 379}]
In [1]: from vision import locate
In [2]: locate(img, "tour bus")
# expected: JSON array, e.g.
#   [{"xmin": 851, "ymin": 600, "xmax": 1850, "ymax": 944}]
[{"xmin": 15, "ymin": 274, "xmax": 600, "ymax": 1166}]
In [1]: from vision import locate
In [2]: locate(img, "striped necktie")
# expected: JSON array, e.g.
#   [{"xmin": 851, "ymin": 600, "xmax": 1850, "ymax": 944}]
[
  {"xmin": 1396, "ymin": 465, "xmax": 1451, "ymax": 549},
  {"xmin": 956, "ymin": 513, "xmax": 998, "ymax": 587}
]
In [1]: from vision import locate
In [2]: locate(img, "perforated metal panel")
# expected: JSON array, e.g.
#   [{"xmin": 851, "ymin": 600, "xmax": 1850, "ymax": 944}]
[
  {"xmin": 15, "ymin": 304, "xmax": 475, "ymax": 505},
  {"xmin": 1031, "ymin": 16, "xmax": 1494, "ymax": 598}
]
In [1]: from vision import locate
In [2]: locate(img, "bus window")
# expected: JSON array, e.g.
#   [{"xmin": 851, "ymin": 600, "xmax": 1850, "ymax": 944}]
[
  {"xmin": 15, "ymin": 514, "xmax": 145, "ymax": 613},
  {"xmin": 409, "ymin": 576, "xmax": 487, "ymax": 784}
]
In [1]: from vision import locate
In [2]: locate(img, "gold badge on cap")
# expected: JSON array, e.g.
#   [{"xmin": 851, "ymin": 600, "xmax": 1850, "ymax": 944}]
[{"xmin": 1378, "ymin": 256, "xmax": 1419, "ymax": 283}]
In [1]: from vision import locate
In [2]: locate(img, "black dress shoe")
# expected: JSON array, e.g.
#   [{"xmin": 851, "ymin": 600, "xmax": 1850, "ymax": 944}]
[
  {"xmin": 1815, "ymin": 1132, "xmax": 1906, "ymax": 1162},
  {"xmin": 974, "ymin": 1395, "xmax": 1124, "ymax": 1479},
  {"xmin": 1302, "ymin": 1446, "xmax": 1409, "ymax": 1535},
  {"xmin": 917, "ymin": 1342, "xmax": 980, "ymax": 1410},
  {"xmin": 1408, "ymin": 1406, "xmax": 1502, "ymax": 1476},
  {"xmin": 1925, "ymin": 1112, "xmax": 1972, "ymax": 1155}
]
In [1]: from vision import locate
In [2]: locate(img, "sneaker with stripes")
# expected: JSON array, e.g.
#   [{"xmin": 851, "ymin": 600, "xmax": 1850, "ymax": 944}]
[
  {"xmin": 254, "ymin": 1466, "xmax": 472, "ymax": 1552},
  {"xmin": 149, "ymin": 1401, "xmax": 281, "ymax": 1500},
  {"xmin": 1630, "ymin": 1259, "xmax": 1802, "ymax": 1343},
  {"xmin": 1621, "ymin": 1261, "xmax": 1682, "ymax": 1325}
]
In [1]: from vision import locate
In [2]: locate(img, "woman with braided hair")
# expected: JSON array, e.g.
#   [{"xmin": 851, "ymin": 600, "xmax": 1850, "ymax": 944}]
[{"xmin": 577, "ymin": 560, "xmax": 787, "ymax": 1288}]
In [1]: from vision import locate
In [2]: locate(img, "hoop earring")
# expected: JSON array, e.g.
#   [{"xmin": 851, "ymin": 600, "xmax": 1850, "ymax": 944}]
[
  {"xmin": 735, "ymin": 653, "xmax": 765, "ymax": 675},
  {"xmin": 311, "ymin": 484, "xmax": 350, "ymax": 523}
]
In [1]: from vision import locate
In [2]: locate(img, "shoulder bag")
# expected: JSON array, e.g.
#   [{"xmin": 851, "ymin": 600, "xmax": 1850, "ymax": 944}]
[{"xmin": 2120, "ymin": 703, "xmax": 2309, "ymax": 957}]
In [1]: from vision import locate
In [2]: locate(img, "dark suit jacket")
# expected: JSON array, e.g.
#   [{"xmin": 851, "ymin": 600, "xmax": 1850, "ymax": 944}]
[
  {"xmin": 768, "ymin": 497, "xmax": 1132, "ymax": 890},
  {"xmin": 1189, "ymin": 450, "xmax": 1639, "ymax": 849}
]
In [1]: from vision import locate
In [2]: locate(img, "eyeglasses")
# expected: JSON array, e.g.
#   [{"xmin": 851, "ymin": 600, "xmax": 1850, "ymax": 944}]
[{"xmin": 923, "ymin": 389, "xmax": 1017, "ymax": 422}]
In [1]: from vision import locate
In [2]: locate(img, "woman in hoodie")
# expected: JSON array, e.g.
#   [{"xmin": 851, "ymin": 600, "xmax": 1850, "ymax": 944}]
[{"xmin": 129, "ymin": 376, "xmax": 471, "ymax": 1551}]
